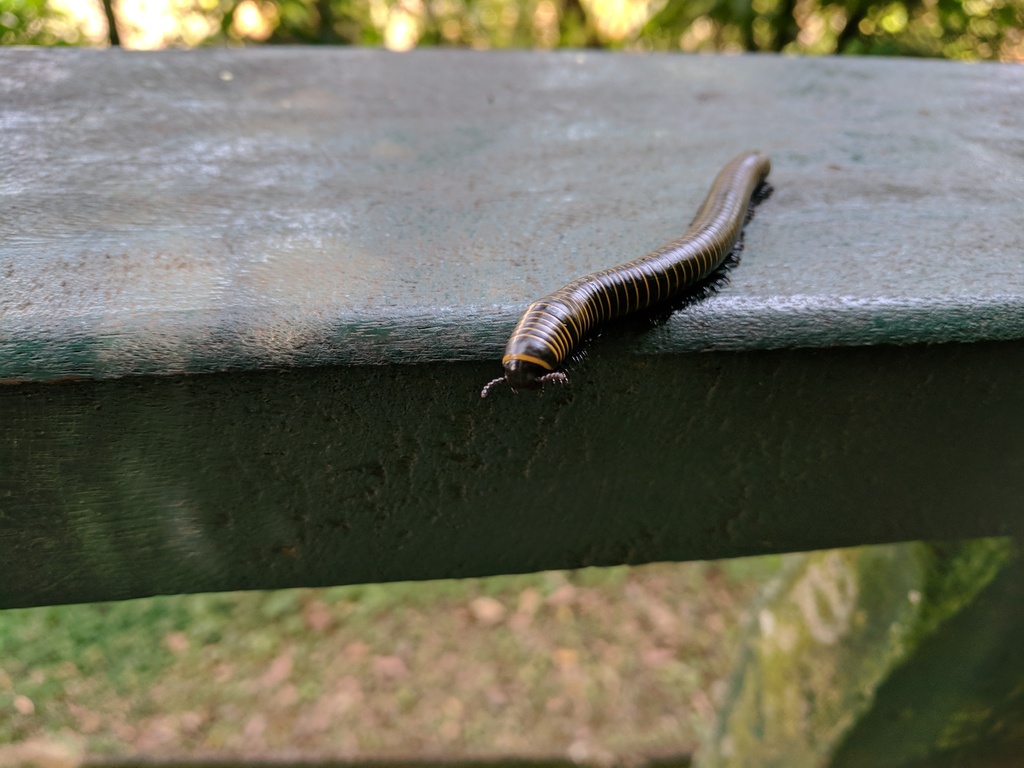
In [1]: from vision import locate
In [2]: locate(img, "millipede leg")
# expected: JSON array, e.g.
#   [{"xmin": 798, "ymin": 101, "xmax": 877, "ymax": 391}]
[
  {"xmin": 537, "ymin": 371, "xmax": 569, "ymax": 387},
  {"xmin": 753, "ymin": 181, "xmax": 774, "ymax": 203}
]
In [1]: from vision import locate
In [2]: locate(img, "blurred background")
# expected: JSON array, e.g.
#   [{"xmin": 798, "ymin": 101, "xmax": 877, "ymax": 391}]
[
  {"xmin": 1, "ymin": 0, "xmax": 1021, "ymax": 58},
  {"xmin": 0, "ymin": 561, "xmax": 776, "ymax": 763}
]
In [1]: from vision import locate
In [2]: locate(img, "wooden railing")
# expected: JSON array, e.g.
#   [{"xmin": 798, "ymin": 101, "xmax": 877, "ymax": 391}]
[{"xmin": 2, "ymin": 48, "xmax": 1023, "ymax": 767}]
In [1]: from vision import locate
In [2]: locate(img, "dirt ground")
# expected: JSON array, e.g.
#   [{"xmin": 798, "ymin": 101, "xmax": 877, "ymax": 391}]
[{"xmin": 0, "ymin": 557, "xmax": 781, "ymax": 766}]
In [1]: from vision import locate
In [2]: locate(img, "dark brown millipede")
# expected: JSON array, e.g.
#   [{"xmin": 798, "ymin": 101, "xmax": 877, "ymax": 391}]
[{"xmin": 481, "ymin": 151, "xmax": 772, "ymax": 398}]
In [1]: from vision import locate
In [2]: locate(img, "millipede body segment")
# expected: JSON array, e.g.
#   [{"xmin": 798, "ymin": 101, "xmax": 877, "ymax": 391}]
[{"xmin": 481, "ymin": 151, "xmax": 772, "ymax": 398}]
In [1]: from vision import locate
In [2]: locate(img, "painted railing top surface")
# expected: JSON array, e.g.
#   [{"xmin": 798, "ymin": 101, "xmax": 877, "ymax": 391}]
[{"xmin": 2, "ymin": 49, "xmax": 1022, "ymax": 382}]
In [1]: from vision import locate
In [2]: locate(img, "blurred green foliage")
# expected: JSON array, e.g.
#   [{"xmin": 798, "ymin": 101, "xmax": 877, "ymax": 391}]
[
  {"xmin": 212, "ymin": 0, "xmax": 1024, "ymax": 57},
  {"xmin": 1, "ymin": 0, "xmax": 67, "ymax": 43},
  {"xmin": 0, "ymin": 0, "xmax": 1021, "ymax": 58}
]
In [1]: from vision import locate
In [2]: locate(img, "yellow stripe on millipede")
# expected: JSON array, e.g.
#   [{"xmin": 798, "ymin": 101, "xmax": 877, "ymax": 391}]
[
  {"xmin": 517, "ymin": 316, "xmax": 569, "ymax": 359},
  {"xmin": 501, "ymin": 353, "xmax": 555, "ymax": 370},
  {"xmin": 557, "ymin": 300, "xmax": 584, "ymax": 342},
  {"xmin": 512, "ymin": 327, "xmax": 566, "ymax": 360},
  {"xmin": 531, "ymin": 310, "xmax": 573, "ymax": 358}
]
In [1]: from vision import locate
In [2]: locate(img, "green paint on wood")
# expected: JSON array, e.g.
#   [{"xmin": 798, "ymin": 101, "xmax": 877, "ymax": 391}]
[
  {"xmin": 1, "ymin": 51, "xmax": 1023, "ymax": 382},
  {"xmin": 3, "ymin": 342, "xmax": 1024, "ymax": 608}
]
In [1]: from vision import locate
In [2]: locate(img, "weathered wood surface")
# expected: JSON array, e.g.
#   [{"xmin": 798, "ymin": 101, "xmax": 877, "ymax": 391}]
[
  {"xmin": 2, "ymin": 49, "xmax": 1022, "ymax": 381},
  {"xmin": 1, "ymin": 50, "xmax": 1023, "ymax": 608}
]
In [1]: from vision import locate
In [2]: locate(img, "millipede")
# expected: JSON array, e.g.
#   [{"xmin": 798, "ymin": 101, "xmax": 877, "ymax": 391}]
[{"xmin": 481, "ymin": 150, "xmax": 772, "ymax": 398}]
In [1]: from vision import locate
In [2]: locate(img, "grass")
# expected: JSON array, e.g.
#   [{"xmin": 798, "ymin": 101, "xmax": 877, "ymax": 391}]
[{"xmin": 0, "ymin": 557, "xmax": 783, "ymax": 765}]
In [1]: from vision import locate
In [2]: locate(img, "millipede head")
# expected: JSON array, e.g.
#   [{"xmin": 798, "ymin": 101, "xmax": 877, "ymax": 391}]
[{"xmin": 480, "ymin": 365, "xmax": 569, "ymax": 398}]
